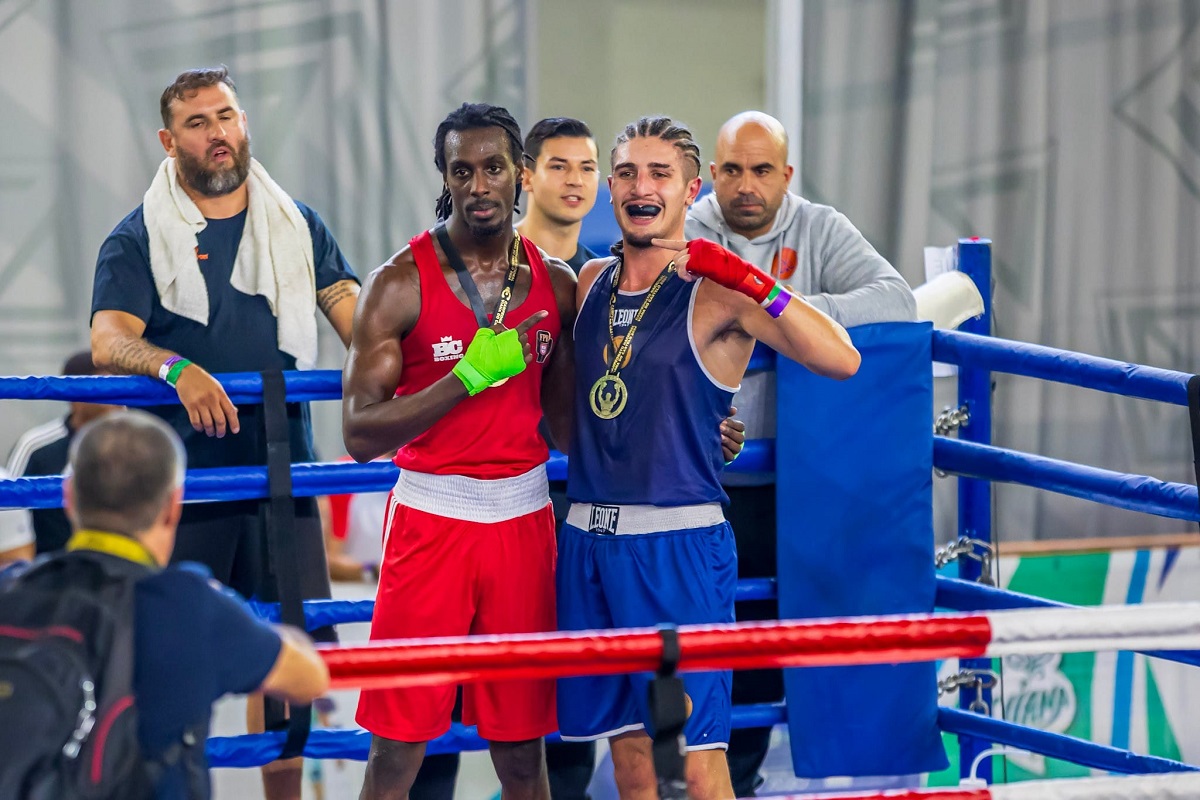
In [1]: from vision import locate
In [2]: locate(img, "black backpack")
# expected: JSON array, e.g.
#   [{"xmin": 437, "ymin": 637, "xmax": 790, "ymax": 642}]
[{"xmin": 0, "ymin": 549, "xmax": 159, "ymax": 799}]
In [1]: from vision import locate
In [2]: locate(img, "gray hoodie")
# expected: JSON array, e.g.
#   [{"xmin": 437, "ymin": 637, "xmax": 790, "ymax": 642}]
[{"xmin": 686, "ymin": 191, "xmax": 916, "ymax": 484}]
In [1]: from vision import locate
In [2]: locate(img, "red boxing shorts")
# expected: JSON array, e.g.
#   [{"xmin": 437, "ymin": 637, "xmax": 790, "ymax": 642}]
[{"xmin": 356, "ymin": 467, "xmax": 557, "ymax": 743}]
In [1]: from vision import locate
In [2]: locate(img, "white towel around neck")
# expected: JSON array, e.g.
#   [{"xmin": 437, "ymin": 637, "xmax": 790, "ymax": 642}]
[{"xmin": 142, "ymin": 156, "xmax": 318, "ymax": 369}]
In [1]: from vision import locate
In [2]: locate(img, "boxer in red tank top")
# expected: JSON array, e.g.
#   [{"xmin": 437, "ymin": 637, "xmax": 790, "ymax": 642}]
[{"xmin": 342, "ymin": 104, "xmax": 577, "ymax": 800}]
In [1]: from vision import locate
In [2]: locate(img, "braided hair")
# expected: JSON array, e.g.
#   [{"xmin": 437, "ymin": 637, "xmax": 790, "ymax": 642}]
[
  {"xmin": 608, "ymin": 116, "xmax": 702, "ymax": 258},
  {"xmin": 610, "ymin": 115, "xmax": 702, "ymax": 181},
  {"xmin": 433, "ymin": 103, "xmax": 524, "ymax": 221}
]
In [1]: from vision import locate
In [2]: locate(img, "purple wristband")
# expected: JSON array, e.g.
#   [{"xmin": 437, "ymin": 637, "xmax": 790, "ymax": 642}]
[
  {"xmin": 762, "ymin": 284, "xmax": 790, "ymax": 318},
  {"xmin": 158, "ymin": 355, "xmax": 184, "ymax": 382}
]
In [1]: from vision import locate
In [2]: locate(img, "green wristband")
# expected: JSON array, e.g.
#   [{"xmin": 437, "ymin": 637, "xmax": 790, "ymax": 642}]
[{"xmin": 165, "ymin": 359, "xmax": 192, "ymax": 387}]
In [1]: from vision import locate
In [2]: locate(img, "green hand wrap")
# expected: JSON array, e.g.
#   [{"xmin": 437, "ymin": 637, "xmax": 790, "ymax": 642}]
[{"xmin": 452, "ymin": 327, "xmax": 528, "ymax": 396}]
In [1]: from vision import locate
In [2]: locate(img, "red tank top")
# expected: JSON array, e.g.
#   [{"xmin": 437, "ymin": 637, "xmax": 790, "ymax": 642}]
[{"xmin": 393, "ymin": 230, "xmax": 561, "ymax": 478}]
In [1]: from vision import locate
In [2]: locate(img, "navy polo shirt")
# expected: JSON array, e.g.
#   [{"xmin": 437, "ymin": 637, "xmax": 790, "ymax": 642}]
[
  {"xmin": 91, "ymin": 203, "xmax": 356, "ymax": 471},
  {"xmin": 135, "ymin": 564, "xmax": 282, "ymax": 798}
]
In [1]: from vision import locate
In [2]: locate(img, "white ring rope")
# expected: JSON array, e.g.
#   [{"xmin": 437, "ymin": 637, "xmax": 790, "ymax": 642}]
[
  {"xmin": 782, "ymin": 771, "xmax": 1200, "ymax": 799},
  {"xmin": 983, "ymin": 603, "xmax": 1200, "ymax": 657}
]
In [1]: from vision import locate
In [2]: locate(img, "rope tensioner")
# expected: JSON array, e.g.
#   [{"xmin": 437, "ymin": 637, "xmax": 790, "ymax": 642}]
[
  {"xmin": 934, "ymin": 537, "xmax": 996, "ymax": 585},
  {"xmin": 935, "ymin": 404, "xmax": 971, "ymax": 436},
  {"xmin": 937, "ymin": 668, "xmax": 999, "ymax": 715}
]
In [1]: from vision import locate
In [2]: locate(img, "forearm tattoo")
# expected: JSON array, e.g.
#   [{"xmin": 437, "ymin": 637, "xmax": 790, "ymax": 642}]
[
  {"xmin": 108, "ymin": 336, "xmax": 176, "ymax": 377},
  {"xmin": 317, "ymin": 280, "xmax": 359, "ymax": 316}
]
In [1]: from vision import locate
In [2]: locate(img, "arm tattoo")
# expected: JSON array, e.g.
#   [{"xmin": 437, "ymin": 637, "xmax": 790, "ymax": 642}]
[
  {"xmin": 317, "ymin": 280, "xmax": 359, "ymax": 316},
  {"xmin": 108, "ymin": 336, "xmax": 176, "ymax": 377}
]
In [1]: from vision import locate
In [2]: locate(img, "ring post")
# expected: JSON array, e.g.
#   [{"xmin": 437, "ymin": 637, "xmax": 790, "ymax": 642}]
[{"xmin": 955, "ymin": 238, "xmax": 994, "ymax": 782}]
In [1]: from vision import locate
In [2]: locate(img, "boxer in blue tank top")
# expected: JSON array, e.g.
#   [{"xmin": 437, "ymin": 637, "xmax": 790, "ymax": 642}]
[{"xmin": 558, "ymin": 117, "xmax": 862, "ymax": 800}]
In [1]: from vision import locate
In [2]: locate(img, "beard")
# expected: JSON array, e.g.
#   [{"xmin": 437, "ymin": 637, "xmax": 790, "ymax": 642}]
[
  {"xmin": 622, "ymin": 230, "xmax": 657, "ymax": 249},
  {"xmin": 619, "ymin": 206, "xmax": 674, "ymax": 249},
  {"xmin": 461, "ymin": 199, "xmax": 510, "ymax": 239},
  {"xmin": 176, "ymin": 136, "xmax": 252, "ymax": 197},
  {"xmin": 723, "ymin": 193, "xmax": 777, "ymax": 234},
  {"xmin": 465, "ymin": 216, "xmax": 508, "ymax": 239}
]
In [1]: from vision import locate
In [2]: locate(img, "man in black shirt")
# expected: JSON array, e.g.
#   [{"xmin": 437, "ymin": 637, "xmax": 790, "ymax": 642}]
[{"xmin": 89, "ymin": 66, "xmax": 358, "ymax": 800}]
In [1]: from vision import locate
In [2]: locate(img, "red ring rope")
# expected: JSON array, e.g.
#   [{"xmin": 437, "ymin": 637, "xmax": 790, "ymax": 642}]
[{"xmin": 320, "ymin": 616, "xmax": 994, "ymax": 691}]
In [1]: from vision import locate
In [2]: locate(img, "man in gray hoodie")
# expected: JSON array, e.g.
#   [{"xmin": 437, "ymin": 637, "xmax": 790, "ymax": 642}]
[{"xmin": 684, "ymin": 110, "xmax": 916, "ymax": 796}]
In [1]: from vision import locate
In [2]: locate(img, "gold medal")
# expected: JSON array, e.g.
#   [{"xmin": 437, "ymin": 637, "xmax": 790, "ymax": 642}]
[
  {"xmin": 589, "ymin": 374, "xmax": 628, "ymax": 419},
  {"xmin": 588, "ymin": 257, "xmax": 675, "ymax": 421}
]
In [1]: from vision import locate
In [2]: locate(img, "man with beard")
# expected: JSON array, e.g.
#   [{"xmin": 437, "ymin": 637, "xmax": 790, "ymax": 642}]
[
  {"xmin": 343, "ymin": 103, "xmax": 575, "ymax": 800},
  {"xmin": 558, "ymin": 116, "xmax": 860, "ymax": 800},
  {"xmin": 89, "ymin": 66, "xmax": 359, "ymax": 800},
  {"xmin": 685, "ymin": 110, "xmax": 915, "ymax": 796}
]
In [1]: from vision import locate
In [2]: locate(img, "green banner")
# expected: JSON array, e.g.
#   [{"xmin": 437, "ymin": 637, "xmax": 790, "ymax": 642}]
[{"xmin": 928, "ymin": 546, "xmax": 1191, "ymax": 786}]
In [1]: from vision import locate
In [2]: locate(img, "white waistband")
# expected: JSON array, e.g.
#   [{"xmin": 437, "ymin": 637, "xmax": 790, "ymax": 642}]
[
  {"xmin": 566, "ymin": 502, "xmax": 725, "ymax": 535},
  {"xmin": 393, "ymin": 464, "xmax": 549, "ymax": 523}
]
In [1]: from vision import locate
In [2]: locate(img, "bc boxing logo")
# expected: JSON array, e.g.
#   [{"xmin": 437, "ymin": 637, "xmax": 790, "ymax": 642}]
[
  {"xmin": 588, "ymin": 504, "xmax": 620, "ymax": 535},
  {"xmin": 432, "ymin": 336, "xmax": 464, "ymax": 362},
  {"xmin": 536, "ymin": 330, "xmax": 554, "ymax": 364}
]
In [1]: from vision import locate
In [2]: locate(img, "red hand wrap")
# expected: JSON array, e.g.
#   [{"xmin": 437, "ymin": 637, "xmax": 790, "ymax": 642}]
[{"xmin": 685, "ymin": 239, "xmax": 775, "ymax": 304}]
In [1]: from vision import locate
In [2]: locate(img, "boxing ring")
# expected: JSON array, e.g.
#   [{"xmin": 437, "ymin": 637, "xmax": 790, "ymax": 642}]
[{"xmin": 4, "ymin": 238, "xmax": 1200, "ymax": 796}]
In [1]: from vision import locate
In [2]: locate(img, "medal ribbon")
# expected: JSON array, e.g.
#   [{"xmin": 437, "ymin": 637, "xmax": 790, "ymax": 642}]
[
  {"xmin": 490, "ymin": 234, "xmax": 523, "ymax": 328},
  {"xmin": 435, "ymin": 225, "xmax": 523, "ymax": 329},
  {"xmin": 604, "ymin": 257, "xmax": 676, "ymax": 376}
]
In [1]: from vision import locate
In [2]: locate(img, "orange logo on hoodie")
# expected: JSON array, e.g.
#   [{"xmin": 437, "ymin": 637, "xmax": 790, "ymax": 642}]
[{"xmin": 772, "ymin": 247, "xmax": 797, "ymax": 280}]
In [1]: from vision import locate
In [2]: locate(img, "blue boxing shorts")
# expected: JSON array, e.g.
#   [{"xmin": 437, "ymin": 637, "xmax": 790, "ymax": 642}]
[{"xmin": 556, "ymin": 502, "xmax": 737, "ymax": 750}]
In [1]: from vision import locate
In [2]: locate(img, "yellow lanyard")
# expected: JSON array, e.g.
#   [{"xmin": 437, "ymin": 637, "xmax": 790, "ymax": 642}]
[{"xmin": 66, "ymin": 529, "xmax": 159, "ymax": 568}]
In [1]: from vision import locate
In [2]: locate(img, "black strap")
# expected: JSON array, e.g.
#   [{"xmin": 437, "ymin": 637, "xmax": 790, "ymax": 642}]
[
  {"xmin": 1188, "ymin": 375, "xmax": 1200, "ymax": 525},
  {"xmin": 649, "ymin": 625, "xmax": 688, "ymax": 800},
  {"xmin": 146, "ymin": 720, "xmax": 207, "ymax": 799},
  {"xmin": 657, "ymin": 624, "xmax": 681, "ymax": 677},
  {"xmin": 434, "ymin": 223, "xmax": 490, "ymax": 328},
  {"xmin": 260, "ymin": 370, "xmax": 312, "ymax": 760},
  {"xmin": 81, "ymin": 553, "xmax": 146, "ymax": 743}
]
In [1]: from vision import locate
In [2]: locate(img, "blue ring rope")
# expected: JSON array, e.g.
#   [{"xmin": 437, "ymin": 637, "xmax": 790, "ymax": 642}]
[
  {"xmin": 3, "ymin": 333, "xmax": 1183, "ymax": 406},
  {"xmin": 0, "ymin": 371, "xmax": 343, "ymax": 405},
  {"xmin": 206, "ymin": 702, "xmax": 1200, "ymax": 774},
  {"xmin": 246, "ymin": 578, "xmax": 780, "ymax": 629},
  {"xmin": 934, "ymin": 436, "xmax": 1200, "ymax": 523},
  {"xmin": 937, "ymin": 707, "xmax": 1199, "ymax": 775},
  {"xmin": 11, "ymin": 429, "xmax": 1195, "ymax": 526},
  {"xmin": 0, "ymin": 440, "xmax": 774, "ymax": 509},
  {"xmin": 932, "ymin": 330, "xmax": 1192, "ymax": 406},
  {"xmin": 0, "ymin": 350, "xmax": 777, "ymax": 405},
  {"xmin": 206, "ymin": 703, "xmax": 787, "ymax": 768},
  {"xmin": 7, "ymin": 431, "xmax": 1196, "ymax": 521}
]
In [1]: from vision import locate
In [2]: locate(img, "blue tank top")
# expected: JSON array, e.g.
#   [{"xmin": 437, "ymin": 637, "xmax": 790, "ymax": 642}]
[{"xmin": 568, "ymin": 259, "xmax": 735, "ymax": 506}]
